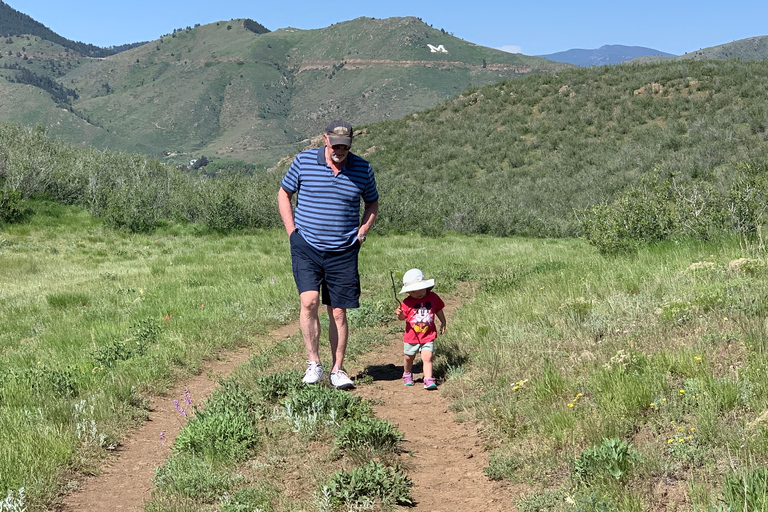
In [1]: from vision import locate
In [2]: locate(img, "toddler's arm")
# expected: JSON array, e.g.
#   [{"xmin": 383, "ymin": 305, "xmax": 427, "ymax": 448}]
[
  {"xmin": 437, "ymin": 310, "xmax": 447, "ymax": 334},
  {"xmin": 395, "ymin": 305, "xmax": 406, "ymax": 321}
]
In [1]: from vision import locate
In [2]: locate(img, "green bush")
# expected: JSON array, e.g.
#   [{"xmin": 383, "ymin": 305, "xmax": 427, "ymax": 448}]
[
  {"xmin": 0, "ymin": 188, "xmax": 28, "ymax": 223},
  {"xmin": 574, "ymin": 438, "xmax": 640, "ymax": 484},
  {"xmin": 320, "ymin": 460, "xmax": 413, "ymax": 508},
  {"xmin": 92, "ymin": 339, "xmax": 147, "ymax": 368},
  {"xmin": 580, "ymin": 183, "xmax": 675, "ymax": 255},
  {"xmin": 256, "ymin": 370, "xmax": 303, "ymax": 403},
  {"xmin": 283, "ymin": 385, "xmax": 372, "ymax": 424},
  {"xmin": 173, "ymin": 381, "xmax": 262, "ymax": 463},
  {"xmin": 334, "ymin": 416, "xmax": 403, "ymax": 458}
]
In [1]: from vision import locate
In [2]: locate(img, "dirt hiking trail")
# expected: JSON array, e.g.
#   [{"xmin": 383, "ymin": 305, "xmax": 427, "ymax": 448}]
[{"xmin": 62, "ymin": 283, "xmax": 518, "ymax": 511}]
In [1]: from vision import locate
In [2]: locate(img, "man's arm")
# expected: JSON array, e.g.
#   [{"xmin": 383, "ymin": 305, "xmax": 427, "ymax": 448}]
[
  {"xmin": 358, "ymin": 200, "xmax": 378, "ymax": 240},
  {"xmin": 277, "ymin": 187, "xmax": 295, "ymax": 236}
]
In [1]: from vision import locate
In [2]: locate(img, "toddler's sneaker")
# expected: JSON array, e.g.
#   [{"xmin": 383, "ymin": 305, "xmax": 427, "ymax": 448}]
[
  {"xmin": 403, "ymin": 372, "xmax": 414, "ymax": 386},
  {"xmin": 302, "ymin": 361, "xmax": 324, "ymax": 385},
  {"xmin": 424, "ymin": 377, "xmax": 437, "ymax": 390},
  {"xmin": 330, "ymin": 369, "xmax": 355, "ymax": 390}
]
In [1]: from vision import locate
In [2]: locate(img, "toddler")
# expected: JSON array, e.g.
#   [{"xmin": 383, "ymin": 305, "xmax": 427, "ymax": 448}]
[{"xmin": 395, "ymin": 268, "xmax": 446, "ymax": 390}]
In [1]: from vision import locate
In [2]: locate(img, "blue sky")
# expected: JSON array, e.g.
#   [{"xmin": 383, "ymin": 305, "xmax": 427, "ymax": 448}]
[{"xmin": 6, "ymin": 0, "xmax": 768, "ymax": 56}]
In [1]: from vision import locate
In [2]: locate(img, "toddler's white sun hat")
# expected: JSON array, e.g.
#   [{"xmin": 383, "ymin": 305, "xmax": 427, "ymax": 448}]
[{"xmin": 400, "ymin": 268, "xmax": 435, "ymax": 294}]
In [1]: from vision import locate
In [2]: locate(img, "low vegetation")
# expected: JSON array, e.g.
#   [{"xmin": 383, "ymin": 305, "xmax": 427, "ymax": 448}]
[
  {"xmin": 1, "ymin": 200, "xmax": 767, "ymax": 510},
  {"xmin": 3, "ymin": 55, "xmax": 768, "ymax": 511}
]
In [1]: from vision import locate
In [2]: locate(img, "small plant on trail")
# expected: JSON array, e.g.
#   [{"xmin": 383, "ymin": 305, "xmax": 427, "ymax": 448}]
[
  {"xmin": 282, "ymin": 385, "xmax": 372, "ymax": 424},
  {"xmin": 320, "ymin": 460, "xmax": 413, "ymax": 509},
  {"xmin": 334, "ymin": 416, "xmax": 403, "ymax": 460},
  {"xmin": 173, "ymin": 381, "xmax": 261, "ymax": 463},
  {"xmin": 257, "ymin": 369, "xmax": 303, "ymax": 403}
]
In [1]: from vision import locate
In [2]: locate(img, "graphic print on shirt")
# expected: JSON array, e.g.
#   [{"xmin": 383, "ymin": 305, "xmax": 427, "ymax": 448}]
[{"xmin": 411, "ymin": 301, "xmax": 433, "ymax": 333}]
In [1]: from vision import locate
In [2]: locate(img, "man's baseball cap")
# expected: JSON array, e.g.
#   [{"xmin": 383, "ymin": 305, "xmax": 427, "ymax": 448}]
[{"xmin": 326, "ymin": 120, "xmax": 354, "ymax": 146}]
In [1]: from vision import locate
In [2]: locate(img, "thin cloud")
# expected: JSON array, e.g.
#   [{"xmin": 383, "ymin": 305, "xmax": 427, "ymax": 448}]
[{"xmin": 498, "ymin": 45, "xmax": 522, "ymax": 54}]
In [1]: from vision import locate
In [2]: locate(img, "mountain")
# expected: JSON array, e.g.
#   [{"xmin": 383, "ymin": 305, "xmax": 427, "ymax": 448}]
[
  {"xmin": 0, "ymin": 14, "xmax": 571, "ymax": 166},
  {"xmin": 539, "ymin": 44, "xmax": 674, "ymax": 67},
  {"xmin": 0, "ymin": 1, "xmax": 144, "ymax": 57}
]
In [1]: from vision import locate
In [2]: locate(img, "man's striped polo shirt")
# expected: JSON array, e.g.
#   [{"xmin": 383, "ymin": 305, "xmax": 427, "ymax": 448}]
[{"xmin": 281, "ymin": 147, "xmax": 378, "ymax": 251}]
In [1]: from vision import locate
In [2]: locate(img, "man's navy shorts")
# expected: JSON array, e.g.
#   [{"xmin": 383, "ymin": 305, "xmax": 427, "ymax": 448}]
[{"xmin": 290, "ymin": 230, "xmax": 361, "ymax": 309}]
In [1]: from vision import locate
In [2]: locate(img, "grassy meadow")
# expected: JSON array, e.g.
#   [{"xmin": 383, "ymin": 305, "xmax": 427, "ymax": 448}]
[{"xmin": 1, "ymin": 200, "xmax": 767, "ymax": 511}]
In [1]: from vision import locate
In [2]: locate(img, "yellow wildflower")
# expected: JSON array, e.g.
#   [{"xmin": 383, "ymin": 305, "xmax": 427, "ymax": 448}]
[
  {"xmin": 668, "ymin": 439, "xmax": 674, "ymax": 444},
  {"xmin": 567, "ymin": 403, "xmax": 574, "ymax": 408}
]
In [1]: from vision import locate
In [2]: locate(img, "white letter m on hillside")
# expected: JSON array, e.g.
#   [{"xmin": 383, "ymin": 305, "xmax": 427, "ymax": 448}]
[{"xmin": 427, "ymin": 44, "xmax": 448, "ymax": 53}]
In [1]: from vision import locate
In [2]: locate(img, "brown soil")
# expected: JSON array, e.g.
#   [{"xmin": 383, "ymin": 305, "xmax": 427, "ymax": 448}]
[{"xmin": 61, "ymin": 284, "xmax": 520, "ymax": 511}]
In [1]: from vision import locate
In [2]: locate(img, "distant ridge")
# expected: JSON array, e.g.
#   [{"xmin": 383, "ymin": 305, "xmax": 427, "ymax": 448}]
[
  {"xmin": 0, "ymin": 14, "xmax": 570, "ymax": 165},
  {"xmin": 539, "ymin": 44, "xmax": 675, "ymax": 67},
  {"xmin": 0, "ymin": 0, "xmax": 143, "ymax": 56},
  {"xmin": 676, "ymin": 35, "xmax": 768, "ymax": 61}
]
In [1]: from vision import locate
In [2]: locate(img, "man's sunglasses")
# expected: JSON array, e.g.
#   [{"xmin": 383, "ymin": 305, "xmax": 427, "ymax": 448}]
[{"xmin": 331, "ymin": 144, "xmax": 350, "ymax": 151}]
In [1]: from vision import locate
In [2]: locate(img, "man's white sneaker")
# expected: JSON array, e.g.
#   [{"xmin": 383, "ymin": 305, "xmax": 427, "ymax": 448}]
[
  {"xmin": 302, "ymin": 361, "xmax": 324, "ymax": 384},
  {"xmin": 330, "ymin": 369, "xmax": 355, "ymax": 390}
]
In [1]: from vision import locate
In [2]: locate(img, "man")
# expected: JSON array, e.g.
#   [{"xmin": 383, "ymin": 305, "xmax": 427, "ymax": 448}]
[{"xmin": 277, "ymin": 120, "xmax": 379, "ymax": 390}]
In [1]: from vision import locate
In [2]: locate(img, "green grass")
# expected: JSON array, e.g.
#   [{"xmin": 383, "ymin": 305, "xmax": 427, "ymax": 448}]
[{"xmin": 2, "ymin": 203, "xmax": 768, "ymax": 510}]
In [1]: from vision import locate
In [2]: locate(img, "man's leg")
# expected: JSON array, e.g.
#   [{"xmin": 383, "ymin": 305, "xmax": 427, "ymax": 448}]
[
  {"xmin": 327, "ymin": 305, "xmax": 348, "ymax": 372},
  {"xmin": 300, "ymin": 290, "xmax": 322, "ymax": 363}
]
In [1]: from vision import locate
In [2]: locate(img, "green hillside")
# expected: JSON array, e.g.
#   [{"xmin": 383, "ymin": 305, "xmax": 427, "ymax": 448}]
[
  {"xmin": 350, "ymin": 59, "xmax": 768, "ymax": 238},
  {"xmin": 678, "ymin": 35, "xmax": 768, "ymax": 61},
  {"xmin": 55, "ymin": 16, "xmax": 568, "ymax": 165}
]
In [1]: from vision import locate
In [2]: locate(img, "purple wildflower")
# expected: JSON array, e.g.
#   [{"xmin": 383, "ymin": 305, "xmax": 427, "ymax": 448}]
[{"xmin": 184, "ymin": 389, "xmax": 192, "ymax": 405}]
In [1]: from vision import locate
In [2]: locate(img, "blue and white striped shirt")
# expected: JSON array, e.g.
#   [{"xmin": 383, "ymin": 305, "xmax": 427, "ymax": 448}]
[{"xmin": 281, "ymin": 147, "xmax": 378, "ymax": 251}]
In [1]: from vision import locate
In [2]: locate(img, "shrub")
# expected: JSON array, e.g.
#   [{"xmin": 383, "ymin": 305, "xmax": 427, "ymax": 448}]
[
  {"xmin": 256, "ymin": 370, "xmax": 303, "ymax": 403},
  {"xmin": 320, "ymin": 460, "xmax": 413, "ymax": 508},
  {"xmin": 574, "ymin": 438, "xmax": 640, "ymax": 484},
  {"xmin": 580, "ymin": 183, "xmax": 675, "ymax": 255},
  {"xmin": 334, "ymin": 416, "xmax": 403, "ymax": 458},
  {"xmin": 173, "ymin": 381, "xmax": 261, "ymax": 463},
  {"xmin": 0, "ymin": 188, "xmax": 28, "ymax": 223},
  {"xmin": 283, "ymin": 385, "xmax": 372, "ymax": 424}
]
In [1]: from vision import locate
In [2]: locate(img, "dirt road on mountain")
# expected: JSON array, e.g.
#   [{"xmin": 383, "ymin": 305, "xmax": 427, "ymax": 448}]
[{"xmin": 62, "ymin": 283, "xmax": 518, "ymax": 511}]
